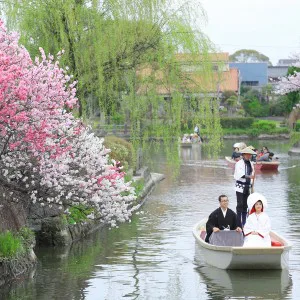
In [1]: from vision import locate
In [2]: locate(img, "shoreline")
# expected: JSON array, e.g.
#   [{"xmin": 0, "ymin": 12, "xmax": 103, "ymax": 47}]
[{"xmin": 222, "ymin": 133, "xmax": 290, "ymax": 140}]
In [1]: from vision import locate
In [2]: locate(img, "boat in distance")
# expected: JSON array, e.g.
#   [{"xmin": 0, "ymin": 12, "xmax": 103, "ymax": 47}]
[
  {"xmin": 193, "ymin": 218, "xmax": 292, "ymax": 270},
  {"xmin": 225, "ymin": 156, "xmax": 280, "ymax": 171}
]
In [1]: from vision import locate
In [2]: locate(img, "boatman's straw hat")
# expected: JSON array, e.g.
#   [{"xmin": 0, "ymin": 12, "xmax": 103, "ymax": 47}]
[
  {"xmin": 240, "ymin": 147, "xmax": 256, "ymax": 155},
  {"xmin": 247, "ymin": 192, "xmax": 268, "ymax": 210}
]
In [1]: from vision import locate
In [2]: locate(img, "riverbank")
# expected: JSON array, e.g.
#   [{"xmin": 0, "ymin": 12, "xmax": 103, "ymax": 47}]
[
  {"xmin": 0, "ymin": 166, "xmax": 164, "ymax": 287},
  {"xmin": 223, "ymin": 133, "xmax": 290, "ymax": 140},
  {"xmin": 31, "ymin": 167, "xmax": 165, "ymax": 247}
]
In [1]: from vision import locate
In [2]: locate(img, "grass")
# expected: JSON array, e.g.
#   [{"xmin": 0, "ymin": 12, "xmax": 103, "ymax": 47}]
[{"xmin": 0, "ymin": 231, "xmax": 24, "ymax": 258}]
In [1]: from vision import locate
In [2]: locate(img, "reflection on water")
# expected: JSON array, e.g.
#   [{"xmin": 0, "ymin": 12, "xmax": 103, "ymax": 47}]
[
  {"xmin": 1, "ymin": 139, "xmax": 300, "ymax": 300},
  {"xmin": 196, "ymin": 265, "xmax": 292, "ymax": 300}
]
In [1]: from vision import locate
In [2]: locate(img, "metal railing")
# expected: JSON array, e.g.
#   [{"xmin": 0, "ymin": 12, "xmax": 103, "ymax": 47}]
[{"xmin": 95, "ymin": 123, "xmax": 129, "ymax": 137}]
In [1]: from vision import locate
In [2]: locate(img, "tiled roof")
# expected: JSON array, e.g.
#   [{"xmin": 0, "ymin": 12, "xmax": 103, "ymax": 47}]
[{"xmin": 175, "ymin": 52, "xmax": 229, "ymax": 63}]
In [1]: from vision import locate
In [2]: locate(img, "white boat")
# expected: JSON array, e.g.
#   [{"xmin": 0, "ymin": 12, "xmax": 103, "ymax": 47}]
[{"xmin": 193, "ymin": 218, "xmax": 292, "ymax": 270}]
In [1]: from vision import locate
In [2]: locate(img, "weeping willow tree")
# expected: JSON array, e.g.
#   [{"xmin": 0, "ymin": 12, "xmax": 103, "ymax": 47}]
[{"xmin": 1, "ymin": 0, "xmax": 223, "ymax": 164}]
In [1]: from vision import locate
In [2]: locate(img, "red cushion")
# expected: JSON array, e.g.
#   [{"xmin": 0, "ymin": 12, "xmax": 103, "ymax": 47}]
[{"xmin": 271, "ymin": 241, "xmax": 283, "ymax": 247}]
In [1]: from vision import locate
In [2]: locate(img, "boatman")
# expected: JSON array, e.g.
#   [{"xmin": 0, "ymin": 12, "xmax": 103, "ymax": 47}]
[
  {"xmin": 234, "ymin": 146, "xmax": 256, "ymax": 228},
  {"xmin": 205, "ymin": 195, "xmax": 242, "ymax": 243}
]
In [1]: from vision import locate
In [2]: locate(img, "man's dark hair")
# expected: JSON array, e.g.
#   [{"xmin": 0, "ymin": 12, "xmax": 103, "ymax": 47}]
[
  {"xmin": 269, "ymin": 152, "xmax": 274, "ymax": 157},
  {"xmin": 218, "ymin": 194, "xmax": 228, "ymax": 202}
]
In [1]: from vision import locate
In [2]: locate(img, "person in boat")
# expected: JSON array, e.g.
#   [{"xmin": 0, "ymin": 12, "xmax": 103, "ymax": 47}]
[
  {"xmin": 194, "ymin": 124, "xmax": 200, "ymax": 137},
  {"xmin": 234, "ymin": 147, "xmax": 256, "ymax": 228},
  {"xmin": 182, "ymin": 134, "xmax": 191, "ymax": 143},
  {"xmin": 257, "ymin": 151, "xmax": 274, "ymax": 162},
  {"xmin": 251, "ymin": 148, "xmax": 259, "ymax": 162},
  {"xmin": 231, "ymin": 147, "xmax": 241, "ymax": 161},
  {"xmin": 243, "ymin": 192, "xmax": 271, "ymax": 247},
  {"xmin": 205, "ymin": 195, "xmax": 242, "ymax": 243},
  {"xmin": 257, "ymin": 146, "xmax": 269, "ymax": 159}
]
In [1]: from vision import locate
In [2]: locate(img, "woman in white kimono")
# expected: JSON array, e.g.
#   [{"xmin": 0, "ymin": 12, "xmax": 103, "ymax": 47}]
[{"xmin": 243, "ymin": 192, "xmax": 271, "ymax": 247}]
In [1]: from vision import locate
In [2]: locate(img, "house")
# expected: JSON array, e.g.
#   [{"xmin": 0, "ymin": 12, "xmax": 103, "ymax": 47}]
[
  {"xmin": 229, "ymin": 62, "xmax": 268, "ymax": 89},
  {"xmin": 277, "ymin": 59, "xmax": 299, "ymax": 66},
  {"xmin": 137, "ymin": 52, "xmax": 239, "ymax": 98},
  {"xmin": 268, "ymin": 66, "xmax": 288, "ymax": 83}
]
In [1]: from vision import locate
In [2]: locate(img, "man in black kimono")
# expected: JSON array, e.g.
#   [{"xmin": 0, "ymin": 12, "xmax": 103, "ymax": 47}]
[{"xmin": 205, "ymin": 195, "xmax": 242, "ymax": 243}]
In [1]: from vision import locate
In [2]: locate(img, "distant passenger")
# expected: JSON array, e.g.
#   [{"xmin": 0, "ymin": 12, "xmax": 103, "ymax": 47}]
[
  {"xmin": 258, "ymin": 151, "xmax": 274, "ymax": 162},
  {"xmin": 231, "ymin": 147, "xmax": 241, "ymax": 161}
]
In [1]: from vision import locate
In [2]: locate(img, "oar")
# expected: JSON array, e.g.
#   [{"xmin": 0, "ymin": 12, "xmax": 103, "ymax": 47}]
[{"xmin": 251, "ymin": 172, "xmax": 256, "ymax": 193}]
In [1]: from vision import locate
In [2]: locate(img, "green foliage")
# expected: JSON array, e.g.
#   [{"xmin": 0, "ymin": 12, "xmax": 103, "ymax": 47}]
[
  {"xmin": 111, "ymin": 112, "xmax": 125, "ymax": 125},
  {"xmin": 0, "ymin": 231, "xmax": 23, "ymax": 258},
  {"xmin": 66, "ymin": 204, "xmax": 94, "ymax": 225},
  {"xmin": 295, "ymin": 120, "xmax": 300, "ymax": 132},
  {"xmin": 104, "ymin": 136, "xmax": 135, "ymax": 171},
  {"xmin": 290, "ymin": 131, "xmax": 300, "ymax": 146},
  {"xmin": 222, "ymin": 90, "xmax": 237, "ymax": 101},
  {"xmin": 17, "ymin": 227, "xmax": 35, "ymax": 248},
  {"xmin": 229, "ymin": 49, "xmax": 271, "ymax": 64},
  {"xmin": 269, "ymin": 96, "xmax": 289, "ymax": 116},
  {"xmin": 223, "ymin": 127, "xmax": 290, "ymax": 137},
  {"xmin": 242, "ymin": 98, "xmax": 270, "ymax": 117},
  {"xmin": 252, "ymin": 120, "xmax": 276, "ymax": 131},
  {"xmin": 220, "ymin": 117, "xmax": 254, "ymax": 129},
  {"xmin": 285, "ymin": 91, "xmax": 300, "ymax": 113},
  {"xmin": 1, "ymin": 0, "xmax": 223, "ymax": 162},
  {"xmin": 122, "ymin": 175, "xmax": 144, "ymax": 197},
  {"xmin": 132, "ymin": 178, "xmax": 145, "ymax": 197}
]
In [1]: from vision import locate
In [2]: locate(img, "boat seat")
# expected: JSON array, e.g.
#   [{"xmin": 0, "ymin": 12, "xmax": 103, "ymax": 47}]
[
  {"xmin": 271, "ymin": 240, "xmax": 283, "ymax": 247},
  {"xmin": 209, "ymin": 231, "xmax": 244, "ymax": 246}
]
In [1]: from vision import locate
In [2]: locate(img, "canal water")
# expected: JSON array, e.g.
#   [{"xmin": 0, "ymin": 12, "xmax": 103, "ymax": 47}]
[{"xmin": 1, "ymin": 139, "xmax": 300, "ymax": 300}]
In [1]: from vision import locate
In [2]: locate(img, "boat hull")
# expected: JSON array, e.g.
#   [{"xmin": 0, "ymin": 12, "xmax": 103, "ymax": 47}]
[
  {"xmin": 193, "ymin": 219, "xmax": 292, "ymax": 270},
  {"xmin": 225, "ymin": 156, "xmax": 279, "ymax": 171}
]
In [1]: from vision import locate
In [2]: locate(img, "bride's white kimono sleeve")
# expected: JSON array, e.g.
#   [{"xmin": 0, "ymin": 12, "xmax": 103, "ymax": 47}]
[{"xmin": 243, "ymin": 212, "xmax": 271, "ymax": 247}]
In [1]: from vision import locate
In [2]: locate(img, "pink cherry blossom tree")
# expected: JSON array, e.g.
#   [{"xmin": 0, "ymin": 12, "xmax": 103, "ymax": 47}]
[
  {"xmin": 277, "ymin": 62, "xmax": 300, "ymax": 95},
  {"xmin": 0, "ymin": 20, "xmax": 136, "ymax": 226}
]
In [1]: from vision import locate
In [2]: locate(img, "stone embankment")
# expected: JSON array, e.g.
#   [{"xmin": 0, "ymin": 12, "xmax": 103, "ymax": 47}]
[
  {"xmin": 29, "ymin": 167, "xmax": 165, "ymax": 246},
  {"xmin": 288, "ymin": 141, "xmax": 300, "ymax": 156}
]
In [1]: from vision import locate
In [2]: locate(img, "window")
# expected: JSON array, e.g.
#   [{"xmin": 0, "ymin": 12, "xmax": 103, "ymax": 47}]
[{"xmin": 241, "ymin": 81, "xmax": 259, "ymax": 86}]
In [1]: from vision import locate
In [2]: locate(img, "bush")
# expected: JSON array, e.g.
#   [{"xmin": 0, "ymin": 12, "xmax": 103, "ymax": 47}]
[
  {"xmin": 111, "ymin": 112, "xmax": 125, "ymax": 125},
  {"xmin": 66, "ymin": 204, "xmax": 95, "ymax": 225},
  {"xmin": 242, "ymin": 98, "xmax": 270, "ymax": 117},
  {"xmin": 220, "ymin": 117, "xmax": 254, "ymax": 129},
  {"xmin": 0, "ymin": 231, "xmax": 23, "ymax": 258},
  {"xmin": 104, "ymin": 136, "xmax": 135, "ymax": 171},
  {"xmin": 18, "ymin": 227, "xmax": 35, "ymax": 248},
  {"xmin": 252, "ymin": 120, "xmax": 276, "ymax": 131},
  {"xmin": 295, "ymin": 120, "xmax": 300, "ymax": 132}
]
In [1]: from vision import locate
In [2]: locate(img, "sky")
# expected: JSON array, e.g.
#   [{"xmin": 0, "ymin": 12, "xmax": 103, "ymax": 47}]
[{"xmin": 199, "ymin": 0, "xmax": 300, "ymax": 65}]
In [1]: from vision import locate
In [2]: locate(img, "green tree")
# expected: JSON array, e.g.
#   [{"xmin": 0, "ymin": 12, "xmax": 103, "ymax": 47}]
[
  {"xmin": 230, "ymin": 49, "xmax": 272, "ymax": 65},
  {"xmin": 1, "ymin": 0, "xmax": 223, "ymax": 158},
  {"xmin": 225, "ymin": 95, "xmax": 238, "ymax": 116}
]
